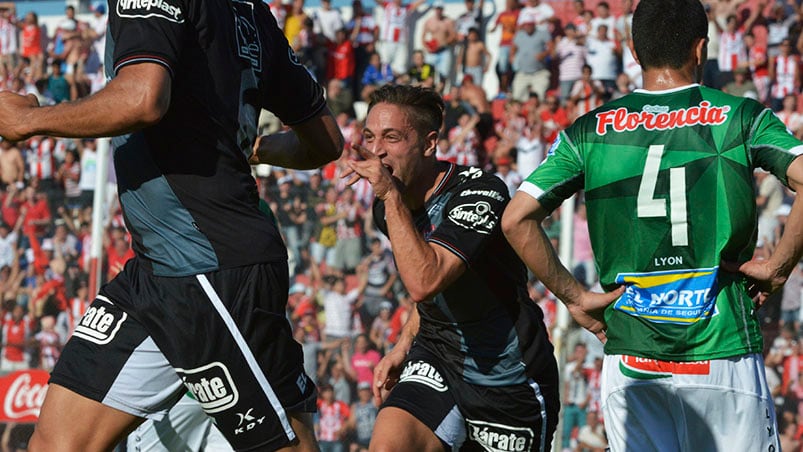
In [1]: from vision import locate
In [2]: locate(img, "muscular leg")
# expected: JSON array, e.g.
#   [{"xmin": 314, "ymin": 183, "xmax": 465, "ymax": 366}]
[
  {"xmin": 277, "ymin": 412, "xmax": 320, "ymax": 452},
  {"xmin": 29, "ymin": 384, "xmax": 145, "ymax": 452},
  {"xmin": 369, "ymin": 407, "xmax": 445, "ymax": 452}
]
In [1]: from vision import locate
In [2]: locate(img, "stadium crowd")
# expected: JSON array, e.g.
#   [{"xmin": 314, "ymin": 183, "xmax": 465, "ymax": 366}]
[{"xmin": 0, "ymin": 0, "xmax": 798, "ymax": 450}]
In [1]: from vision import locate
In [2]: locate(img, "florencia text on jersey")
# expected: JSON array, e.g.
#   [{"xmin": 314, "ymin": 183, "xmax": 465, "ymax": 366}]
[{"xmin": 595, "ymin": 102, "xmax": 730, "ymax": 136}]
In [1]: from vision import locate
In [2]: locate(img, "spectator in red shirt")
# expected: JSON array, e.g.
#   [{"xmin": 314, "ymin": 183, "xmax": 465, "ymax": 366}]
[
  {"xmin": 1, "ymin": 303, "xmax": 30, "ymax": 372},
  {"xmin": 540, "ymin": 91, "xmax": 570, "ymax": 144},
  {"xmin": 327, "ymin": 28, "xmax": 356, "ymax": 88},
  {"xmin": 21, "ymin": 185, "xmax": 51, "ymax": 239},
  {"xmin": 317, "ymin": 383, "xmax": 350, "ymax": 452},
  {"xmin": 106, "ymin": 235, "xmax": 134, "ymax": 282}
]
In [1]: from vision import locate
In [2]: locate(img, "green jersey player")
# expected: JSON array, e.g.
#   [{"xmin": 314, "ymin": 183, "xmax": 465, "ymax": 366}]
[{"xmin": 502, "ymin": 0, "xmax": 803, "ymax": 450}]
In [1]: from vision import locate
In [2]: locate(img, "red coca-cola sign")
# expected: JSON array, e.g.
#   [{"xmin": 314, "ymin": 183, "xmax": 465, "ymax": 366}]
[{"xmin": 0, "ymin": 370, "xmax": 49, "ymax": 423}]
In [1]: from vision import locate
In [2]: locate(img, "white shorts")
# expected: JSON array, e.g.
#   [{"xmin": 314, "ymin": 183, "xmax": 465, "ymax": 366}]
[{"xmin": 602, "ymin": 353, "xmax": 779, "ymax": 452}]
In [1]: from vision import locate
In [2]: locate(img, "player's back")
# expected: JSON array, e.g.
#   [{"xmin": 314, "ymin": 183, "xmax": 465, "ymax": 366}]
[
  {"xmin": 107, "ymin": 0, "xmax": 325, "ymax": 277},
  {"xmin": 536, "ymin": 84, "xmax": 800, "ymax": 361}
]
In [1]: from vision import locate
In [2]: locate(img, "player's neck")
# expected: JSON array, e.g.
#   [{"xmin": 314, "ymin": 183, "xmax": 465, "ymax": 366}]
[
  {"xmin": 641, "ymin": 65, "xmax": 699, "ymax": 92},
  {"xmin": 404, "ymin": 160, "xmax": 447, "ymax": 210}
]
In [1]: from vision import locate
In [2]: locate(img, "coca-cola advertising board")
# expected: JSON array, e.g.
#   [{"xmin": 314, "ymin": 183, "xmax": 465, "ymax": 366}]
[{"xmin": 0, "ymin": 370, "xmax": 49, "ymax": 423}]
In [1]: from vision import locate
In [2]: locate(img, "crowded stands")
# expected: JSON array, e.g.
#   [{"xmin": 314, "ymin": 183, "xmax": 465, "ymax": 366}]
[{"xmin": 0, "ymin": 0, "xmax": 800, "ymax": 450}]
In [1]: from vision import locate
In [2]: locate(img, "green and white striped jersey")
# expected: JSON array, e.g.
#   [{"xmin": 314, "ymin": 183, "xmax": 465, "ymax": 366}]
[{"xmin": 521, "ymin": 84, "xmax": 802, "ymax": 361}]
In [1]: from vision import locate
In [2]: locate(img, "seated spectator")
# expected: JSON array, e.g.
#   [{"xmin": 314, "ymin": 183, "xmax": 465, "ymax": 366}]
[
  {"xmin": 494, "ymin": 156, "xmax": 522, "ymax": 197},
  {"xmin": 576, "ymin": 410, "xmax": 607, "ymax": 452},
  {"xmin": 348, "ymin": 382, "xmax": 378, "ymax": 452},
  {"xmin": 359, "ymin": 52, "xmax": 394, "ymax": 101},
  {"xmin": 404, "ymin": 49, "xmax": 436, "ymax": 88},
  {"xmin": 722, "ymin": 67, "xmax": 758, "ymax": 98},
  {"xmin": 46, "ymin": 60, "xmax": 70, "ymax": 104},
  {"xmin": 326, "ymin": 78, "xmax": 355, "ymax": 118}
]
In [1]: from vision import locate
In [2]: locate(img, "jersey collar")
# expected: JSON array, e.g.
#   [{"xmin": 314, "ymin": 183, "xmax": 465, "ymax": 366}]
[{"xmin": 633, "ymin": 83, "xmax": 700, "ymax": 95}]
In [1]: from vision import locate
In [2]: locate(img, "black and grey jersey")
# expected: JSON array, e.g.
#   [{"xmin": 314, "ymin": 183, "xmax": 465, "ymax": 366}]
[
  {"xmin": 373, "ymin": 162, "xmax": 558, "ymax": 387},
  {"xmin": 107, "ymin": 0, "xmax": 325, "ymax": 276}
]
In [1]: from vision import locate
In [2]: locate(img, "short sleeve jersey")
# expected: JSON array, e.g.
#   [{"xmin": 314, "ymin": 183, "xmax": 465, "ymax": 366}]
[
  {"xmin": 374, "ymin": 163, "xmax": 557, "ymax": 387},
  {"xmin": 521, "ymin": 84, "xmax": 803, "ymax": 361},
  {"xmin": 108, "ymin": 0, "xmax": 325, "ymax": 276}
]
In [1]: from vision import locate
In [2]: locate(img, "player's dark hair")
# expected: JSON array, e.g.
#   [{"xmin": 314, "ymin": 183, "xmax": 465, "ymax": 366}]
[
  {"xmin": 632, "ymin": 0, "xmax": 707, "ymax": 70},
  {"xmin": 368, "ymin": 85, "xmax": 445, "ymax": 138}
]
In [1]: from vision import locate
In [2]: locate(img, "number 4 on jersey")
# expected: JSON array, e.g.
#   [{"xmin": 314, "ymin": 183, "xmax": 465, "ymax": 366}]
[{"xmin": 636, "ymin": 145, "xmax": 688, "ymax": 246}]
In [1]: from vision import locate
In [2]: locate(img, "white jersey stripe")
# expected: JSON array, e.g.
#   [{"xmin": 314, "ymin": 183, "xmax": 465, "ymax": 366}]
[{"xmin": 196, "ymin": 274, "xmax": 295, "ymax": 441}]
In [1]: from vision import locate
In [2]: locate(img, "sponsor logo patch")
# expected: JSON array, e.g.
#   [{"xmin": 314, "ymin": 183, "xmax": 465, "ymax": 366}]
[
  {"xmin": 232, "ymin": 0, "xmax": 262, "ymax": 72},
  {"xmin": 459, "ymin": 167, "xmax": 483, "ymax": 180},
  {"xmin": 447, "ymin": 201, "xmax": 497, "ymax": 234},
  {"xmin": 618, "ymin": 355, "xmax": 711, "ymax": 380},
  {"xmin": 595, "ymin": 102, "xmax": 730, "ymax": 136},
  {"xmin": 72, "ymin": 303, "xmax": 127, "ymax": 345},
  {"xmin": 459, "ymin": 189, "xmax": 505, "ymax": 202},
  {"xmin": 177, "ymin": 362, "xmax": 239, "ymax": 413},
  {"xmin": 398, "ymin": 360, "xmax": 448, "ymax": 392},
  {"xmin": 234, "ymin": 408, "xmax": 266, "ymax": 435},
  {"xmin": 613, "ymin": 267, "xmax": 719, "ymax": 325},
  {"xmin": 117, "ymin": 0, "xmax": 184, "ymax": 23},
  {"xmin": 466, "ymin": 419, "xmax": 534, "ymax": 452}
]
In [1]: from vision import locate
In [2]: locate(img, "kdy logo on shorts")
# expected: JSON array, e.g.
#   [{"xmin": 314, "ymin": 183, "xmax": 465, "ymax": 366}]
[
  {"xmin": 177, "ymin": 362, "xmax": 239, "ymax": 413},
  {"xmin": 72, "ymin": 298, "xmax": 127, "ymax": 345},
  {"xmin": 466, "ymin": 419, "xmax": 534, "ymax": 452},
  {"xmin": 399, "ymin": 361, "xmax": 448, "ymax": 392}
]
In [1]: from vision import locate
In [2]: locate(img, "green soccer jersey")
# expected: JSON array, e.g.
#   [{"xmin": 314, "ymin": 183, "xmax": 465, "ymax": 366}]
[{"xmin": 522, "ymin": 84, "xmax": 803, "ymax": 361}]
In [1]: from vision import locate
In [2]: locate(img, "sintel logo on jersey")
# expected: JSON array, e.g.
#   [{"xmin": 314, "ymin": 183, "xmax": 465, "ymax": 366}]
[
  {"xmin": 117, "ymin": 0, "xmax": 184, "ymax": 23},
  {"xmin": 448, "ymin": 201, "xmax": 497, "ymax": 234},
  {"xmin": 595, "ymin": 102, "xmax": 730, "ymax": 136},
  {"xmin": 177, "ymin": 362, "xmax": 239, "ymax": 413},
  {"xmin": 613, "ymin": 267, "xmax": 719, "ymax": 325}
]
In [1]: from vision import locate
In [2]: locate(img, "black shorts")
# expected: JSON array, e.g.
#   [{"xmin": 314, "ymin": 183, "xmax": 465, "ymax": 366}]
[
  {"xmin": 383, "ymin": 345, "xmax": 559, "ymax": 452},
  {"xmin": 51, "ymin": 258, "xmax": 316, "ymax": 452}
]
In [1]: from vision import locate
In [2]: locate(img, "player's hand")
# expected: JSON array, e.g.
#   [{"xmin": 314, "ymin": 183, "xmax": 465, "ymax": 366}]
[
  {"xmin": 0, "ymin": 92, "xmax": 38, "ymax": 142},
  {"xmin": 567, "ymin": 286, "xmax": 625, "ymax": 344},
  {"xmin": 342, "ymin": 143, "xmax": 400, "ymax": 201},
  {"xmin": 372, "ymin": 344, "xmax": 407, "ymax": 405},
  {"xmin": 723, "ymin": 259, "xmax": 787, "ymax": 308}
]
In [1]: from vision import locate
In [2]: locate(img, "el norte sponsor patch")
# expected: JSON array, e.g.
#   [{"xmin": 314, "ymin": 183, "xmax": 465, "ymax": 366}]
[
  {"xmin": 618, "ymin": 355, "xmax": 711, "ymax": 380},
  {"xmin": 613, "ymin": 267, "xmax": 719, "ymax": 325},
  {"xmin": 117, "ymin": 0, "xmax": 184, "ymax": 23}
]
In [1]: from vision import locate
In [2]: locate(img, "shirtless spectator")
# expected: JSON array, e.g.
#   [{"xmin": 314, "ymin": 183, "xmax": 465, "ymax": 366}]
[
  {"xmin": 458, "ymin": 27, "xmax": 490, "ymax": 86},
  {"xmin": 0, "ymin": 139, "xmax": 24, "ymax": 189},
  {"xmin": 421, "ymin": 2, "xmax": 456, "ymax": 88},
  {"xmin": 459, "ymin": 74, "xmax": 493, "ymax": 140}
]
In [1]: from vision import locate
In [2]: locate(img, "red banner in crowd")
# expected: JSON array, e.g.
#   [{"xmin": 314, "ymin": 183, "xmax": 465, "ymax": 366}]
[{"xmin": 0, "ymin": 370, "xmax": 49, "ymax": 423}]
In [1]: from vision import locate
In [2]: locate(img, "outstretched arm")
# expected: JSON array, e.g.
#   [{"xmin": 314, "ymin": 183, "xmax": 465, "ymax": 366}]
[
  {"xmin": 252, "ymin": 105, "xmax": 343, "ymax": 170},
  {"xmin": 0, "ymin": 62, "xmax": 171, "ymax": 141},
  {"xmin": 739, "ymin": 157, "xmax": 803, "ymax": 304},
  {"xmin": 502, "ymin": 193, "xmax": 624, "ymax": 342}
]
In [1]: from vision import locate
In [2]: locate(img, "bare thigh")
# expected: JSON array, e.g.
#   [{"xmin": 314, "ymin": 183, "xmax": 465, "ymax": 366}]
[
  {"xmin": 369, "ymin": 407, "xmax": 445, "ymax": 452},
  {"xmin": 29, "ymin": 384, "xmax": 145, "ymax": 452}
]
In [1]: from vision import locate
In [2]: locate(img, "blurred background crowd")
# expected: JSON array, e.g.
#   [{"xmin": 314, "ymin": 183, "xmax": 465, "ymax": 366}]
[{"xmin": 0, "ymin": 0, "xmax": 799, "ymax": 451}]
